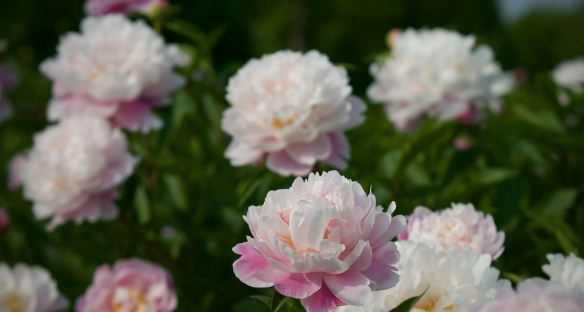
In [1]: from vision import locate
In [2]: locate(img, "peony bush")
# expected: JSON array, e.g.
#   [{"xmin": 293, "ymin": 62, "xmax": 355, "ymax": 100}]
[{"xmin": 0, "ymin": 1, "xmax": 583, "ymax": 312}]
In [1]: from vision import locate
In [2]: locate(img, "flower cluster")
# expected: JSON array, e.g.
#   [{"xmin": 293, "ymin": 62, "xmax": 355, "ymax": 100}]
[
  {"xmin": 41, "ymin": 14, "xmax": 189, "ymax": 133},
  {"xmin": 368, "ymin": 28, "xmax": 513, "ymax": 130},
  {"xmin": 222, "ymin": 51, "xmax": 365, "ymax": 176},
  {"xmin": 232, "ymin": 171, "xmax": 404, "ymax": 312}
]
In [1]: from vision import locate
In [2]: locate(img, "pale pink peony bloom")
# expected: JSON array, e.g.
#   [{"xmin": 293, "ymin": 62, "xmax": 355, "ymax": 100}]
[
  {"xmin": 222, "ymin": 50, "xmax": 366, "ymax": 176},
  {"xmin": 467, "ymin": 279, "xmax": 584, "ymax": 312},
  {"xmin": 41, "ymin": 15, "xmax": 189, "ymax": 133},
  {"xmin": 369, "ymin": 29, "xmax": 513, "ymax": 131},
  {"xmin": 85, "ymin": 0, "xmax": 167, "ymax": 16},
  {"xmin": 543, "ymin": 254, "xmax": 584, "ymax": 293},
  {"xmin": 76, "ymin": 259, "xmax": 177, "ymax": 312},
  {"xmin": 400, "ymin": 203, "xmax": 505, "ymax": 259},
  {"xmin": 0, "ymin": 263, "xmax": 68, "ymax": 312},
  {"xmin": 14, "ymin": 116, "xmax": 137, "ymax": 229},
  {"xmin": 233, "ymin": 171, "xmax": 404, "ymax": 312}
]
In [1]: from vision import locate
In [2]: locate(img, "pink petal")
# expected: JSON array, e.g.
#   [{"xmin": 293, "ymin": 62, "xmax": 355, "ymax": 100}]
[
  {"xmin": 233, "ymin": 243, "xmax": 283, "ymax": 288},
  {"xmin": 266, "ymin": 151, "xmax": 313, "ymax": 176},
  {"xmin": 363, "ymin": 242, "xmax": 399, "ymax": 290},
  {"xmin": 324, "ymin": 271, "xmax": 372, "ymax": 306},
  {"xmin": 226, "ymin": 141, "xmax": 263, "ymax": 166},
  {"xmin": 323, "ymin": 132, "xmax": 349, "ymax": 169},
  {"xmin": 275, "ymin": 273, "xmax": 322, "ymax": 299},
  {"xmin": 301, "ymin": 286, "xmax": 343, "ymax": 312},
  {"xmin": 112, "ymin": 99, "xmax": 162, "ymax": 133},
  {"xmin": 286, "ymin": 135, "xmax": 332, "ymax": 165}
]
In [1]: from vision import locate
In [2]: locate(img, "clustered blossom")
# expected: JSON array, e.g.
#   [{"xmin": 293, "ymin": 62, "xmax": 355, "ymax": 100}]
[
  {"xmin": 469, "ymin": 254, "xmax": 584, "ymax": 312},
  {"xmin": 232, "ymin": 171, "xmax": 404, "ymax": 312},
  {"xmin": 76, "ymin": 259, "xmax": 177, "ymax": 312},
  {"xmin": 13, "ymin": 116, "xmax": 136, "ymax": 229},
  {"xmin": 338, "ymin": 241, "xmax": 510, "ymax": 312},
  {"xmin": 85, "ymin": 0, "xmax": 167, "ymax": 16},
  {"xmin": 41, "ymin": 14, "xmax": 189, "ymax": 133},
  {"xmin": 368, "ymin": 28, "xmax": 513, "ymax": 131},
  {"xmin": 400, "ymin": 203, "xmax": 505, "ymax": 259},
  {"xmin": 0, "ymin": 263, "xmax": 68, "ymax": 312},
  {"xmin": 222, "ymin": 50, "xmax": 365, "ymax": 176},
  {"xmin": 553, "ymin": 58, "xmax": 584, "ymax": 93}
]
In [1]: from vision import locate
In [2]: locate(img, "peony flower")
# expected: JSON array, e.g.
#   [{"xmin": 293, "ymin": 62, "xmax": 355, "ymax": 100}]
[
  {"xmin": 542, "ymin": 254, "xmax": 584, "ymax": 293},
  {"xmin": 399, "ymin": 203, "xmax": 505, "ymax": 259},
  {"xmin": 14, "ymin": 116, "xmax": 137, "ymax": 229},
  {"xmin": 232, "ymin": 171, "xmax": 404, "ymax": 312},
  {"xmin": 85, "ymin": 0, "xmax": 167, "ymax": 16},
  {"xmin": 553, "ymin": 58, "xmax": 584, "ymax": 93},
  {"xmin": 41, "ymin": 15, "xmax": 189, "ymax": 133},
  {"xmin": 368, "ymin": 28, "xmax": 513, "ymax": 131},
  {"xmin": 76, "ymin": 259, "xmax": 177, "ymax": 312},
  {"xmin": 338, "ymin": 241, "xmax": 510, "ymax": 312},
  {"xmin": 0, "ymin": 263, "xmax": 68, "ymax": 312},
  {"xmin": 222, "ymin": 51, "xmax": 366, "ymax": 176},
  {"xmin": 0, "ymin": 208, "xmax": 9, "ymax": 232},
  {"xmin": 467, "ymin": 279, "xmax": 584, "ymax": 312}
]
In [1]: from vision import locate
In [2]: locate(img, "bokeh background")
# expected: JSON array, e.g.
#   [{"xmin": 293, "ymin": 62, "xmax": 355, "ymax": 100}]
[{"xmin": 1, "ymin": 1, "xmax": 584, "ymax": 311}]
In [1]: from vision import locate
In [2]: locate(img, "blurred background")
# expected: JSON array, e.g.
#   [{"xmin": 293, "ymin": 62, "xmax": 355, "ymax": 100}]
[{"xmin": 1, "ymin": 1, "xmax": 584, "ymax": 311}]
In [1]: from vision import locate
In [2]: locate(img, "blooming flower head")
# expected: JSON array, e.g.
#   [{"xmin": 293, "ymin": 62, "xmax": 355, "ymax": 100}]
[
  {"xmin": 85, "ymin": 0, "xmax": 167, "ymax": 16},
  {"xmin": 41, "ymin": 15, "xmax": 189, "ymax": 132},
  {"xmin": 222, "ymin": 50, "xmax": 366, "ymax": 176},
  {"xmin": 233, "ymin": 171, "xmax": 404, "ymax": 312},
  {"xmin": 0, "ymin": 263, "xmax": 68, "ymax": 312},
  {"xmin": 400, "ymin": 203, "xmax": 505, "ymax": 259},
  {"xmin": 338, "ymin": 241, "xmax": 510, "ymax": 312},
  {"xmin": 543, "ymin": 254, "xmax": 584, "ymax": 293},
  {"xmin": 76, "ymin": 259, "xmax": 177, "ymax": 312},
  {"xmin": 14, "ymin": 116, "xmax": 137, "ymax": 229},
  {"xmin": 553, "ymin": 58, "xmax": 584, "ymax": 93},
  {"xmin": 368, "ymin": 28, "xmax": 513, "ymax": 131},
  {"xmin": 467, "ymin": 279, "xmax": 584, "ymax": 312}
]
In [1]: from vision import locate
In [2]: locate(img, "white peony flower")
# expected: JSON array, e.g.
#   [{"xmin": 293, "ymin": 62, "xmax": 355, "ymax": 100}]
[
  {"xmin": 553, "ymin": 58, "xmax": 584, "ymax": 92},
  {"xmin": 41, "ymin": 15, "xmax": 189, "ymax": 132},
  {"xmin": 400, "ymin": 203, "xmax": 505, "ymax": 259},
  {"xmin": 368, "ymin": 28, "xmax": 513, "ymax": 131},
  {"xmin": 338, "ymin": 241, "xmax": 510, "ymax": 312},
  {"xmin": 543, "ymin": 254, "xmax": 584, "ymax": 293},
  {"xmin": 222, "ymin": 50, "xmax": 365, "ymax": 176},
  {"xmin": 0, "ymin": 263, "xmax": 67, "ymax": 312},
  {"xmin": 15, "ymin": 116, "xmax": 137, "ymax": 229}
]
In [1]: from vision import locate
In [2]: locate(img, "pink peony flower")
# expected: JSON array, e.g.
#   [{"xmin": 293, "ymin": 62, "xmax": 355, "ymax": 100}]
[
  {"xmin": 15, "ymin": 116, "xmax": 137, "ymax": 229},
  {"xmin": 400, "ymin": 203, "xmax": 505, "ymax": 259},
  {"xmin": 467, "ymin": 279, "xmax": 584, "ymax": 312},
  {"xmin": 222, "ymin": 51, "xmax": 365, "ymax": 176},
  {"xmin": 76, "ymin": 259, "xmax": 177, "ymax": 312},
  {"xmin": 0, "ymin": 208, "xmax": 9, "ymax": 232},
  {"xmin": 232, "ymin": 171, "xmax": 404, "ymax": 312},
  {"xmin": 85, "ymin": 0, "xmax": 168, "ymax": 16},
  {"xmin": 41, "ymin": 15, "xmax": 189, "ymax": 133}
]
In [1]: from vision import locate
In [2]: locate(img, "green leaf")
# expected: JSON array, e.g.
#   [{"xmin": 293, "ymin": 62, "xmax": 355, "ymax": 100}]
[
  {"xmin": 164, "ymin": 174, "xmax": 188, "ymax": 211},
  {"xmin": 477, "ymin": 168, "xmax": 516, "ymax": 185},
  {"xmin": 512, "ymin": 105, "xmax": 565, "ymax": 133},
  {"xmin": 542, "ymin": 189, "xmax": 578, "ymax": 218},
  {"xmin": 135, "ymin": 185, "xmax": 150, "ymax": 224},
  {"xmin": 391, "ymin": 289, "xmax": 428, "ymax": 312}
]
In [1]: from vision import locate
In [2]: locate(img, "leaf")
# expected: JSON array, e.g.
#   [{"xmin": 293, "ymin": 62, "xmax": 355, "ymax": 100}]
[
  {"xmin": 512, "ymin": 105, "xmax": 565, "ymax": 133},
  {"xmin": 164, "ymin": 174, "xmax": 188, "ymax": 211},
  {"xmin": 391, "ymin": 288, "xmax": 428, "ymax": 312},
  {"xmin": 134, "ymin": 185, "xmax": 150, "ymax": 224},
  {"xmin": 477, "ymin": 168, "xmax": 516, "ymax": 185},
  {"xmin": 542, "ymin": 189, "xmax": 578, "ymax": 218}
]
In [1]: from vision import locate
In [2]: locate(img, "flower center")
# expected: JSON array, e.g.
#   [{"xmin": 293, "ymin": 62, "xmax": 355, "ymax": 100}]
[
  {"xmin": 413, "ymin": 295, "xmax": 456, "ymax": 312},
  {"xmin": 1, "ymin": 292, "xmax": 26, "ymax": 312},
  {"xmin": 112, "ymin": 287, "xmax": 148, "ymax": 312},
  {"xmin": 271, "ymin": 116, "xmax": 296, "ymax": 129}
]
